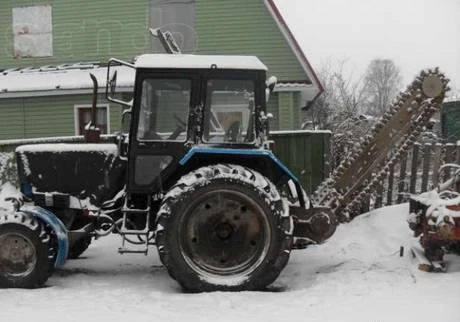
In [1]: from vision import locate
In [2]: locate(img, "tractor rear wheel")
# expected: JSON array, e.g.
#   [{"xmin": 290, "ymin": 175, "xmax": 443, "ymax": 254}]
[
  {"xmin": 156, "ymin": 164, "xmax": 293, "ymax": 292},
  {"xmin": 0, "ymin": 213, "xmax": 53, "ymax": 288}
]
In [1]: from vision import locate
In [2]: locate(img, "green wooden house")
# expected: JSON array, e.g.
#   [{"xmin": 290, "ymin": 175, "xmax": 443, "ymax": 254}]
[{"xmin": 0, "ymin": 0, "xmax": 322, "ymax": 140}]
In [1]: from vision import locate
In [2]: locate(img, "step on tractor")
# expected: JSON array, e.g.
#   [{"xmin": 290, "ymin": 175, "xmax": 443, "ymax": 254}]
[{"xmin": 0, "ymin": 50, "xmax": 449, "ymax": 291}]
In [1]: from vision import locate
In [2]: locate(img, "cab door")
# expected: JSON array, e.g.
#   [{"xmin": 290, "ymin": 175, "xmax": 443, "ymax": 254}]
[{"xmin": 127, "ymin": 70, "xmax": 199, "ymax": 193}]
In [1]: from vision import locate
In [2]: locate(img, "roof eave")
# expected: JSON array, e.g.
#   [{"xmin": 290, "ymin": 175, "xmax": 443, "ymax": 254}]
[{"xmin": 264, "ymin": 0, "xmax": 324, "ymax": 95}]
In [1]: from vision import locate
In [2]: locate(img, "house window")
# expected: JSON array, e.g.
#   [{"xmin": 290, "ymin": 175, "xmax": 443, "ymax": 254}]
[
  {"xmin": 12, "ymin": 5, "xmax": 53, "ymax": 58},
  {"xmin": 150, "ymin": 0, "xmax": 196, "ymax": 53},
  {"xmin": 75, "ymin": 105, "xmax": 110, "ymax": 135}
]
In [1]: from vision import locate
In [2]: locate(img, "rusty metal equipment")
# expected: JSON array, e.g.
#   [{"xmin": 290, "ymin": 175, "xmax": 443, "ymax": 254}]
[{"xmin": 408, "ymin": 164, "xmax": 460, "ymax": 271}]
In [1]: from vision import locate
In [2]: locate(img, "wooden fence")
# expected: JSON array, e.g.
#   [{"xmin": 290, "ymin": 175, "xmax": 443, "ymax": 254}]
[{"xmin": 372, "ymin": 142, "xmax": 460, "ymax": 209}]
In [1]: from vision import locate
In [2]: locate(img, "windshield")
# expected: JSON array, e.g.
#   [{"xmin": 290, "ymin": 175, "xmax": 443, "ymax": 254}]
[{"xmin": 203, "ymin": 79, "xmax": 255, "ymax": 144}]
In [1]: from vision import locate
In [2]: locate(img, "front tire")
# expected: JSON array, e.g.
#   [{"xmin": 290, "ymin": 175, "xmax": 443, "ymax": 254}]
[
  {"xmin": 0, "ymin": 213, "xmax": 53, "ymax": 288},
  {"xmin": 156, "ymin": 164, "xmax": 293, "ymax": 292}
]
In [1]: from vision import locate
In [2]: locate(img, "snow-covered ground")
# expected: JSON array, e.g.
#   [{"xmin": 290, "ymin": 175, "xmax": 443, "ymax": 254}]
[{"xmin": 1, "ymin": 203, "xmax": 459, "ymax": 322}]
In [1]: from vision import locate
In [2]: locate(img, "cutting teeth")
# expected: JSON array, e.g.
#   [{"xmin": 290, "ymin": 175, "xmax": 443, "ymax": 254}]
[{"xmin": 313, "ymin": 68, "xmax": 449, "ymax": 220}]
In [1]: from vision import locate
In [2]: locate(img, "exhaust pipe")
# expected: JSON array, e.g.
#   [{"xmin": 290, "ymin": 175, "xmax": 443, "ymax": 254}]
[{"xmin": 84, "ymin": 73, "xmax": 101, "ymax": 143}]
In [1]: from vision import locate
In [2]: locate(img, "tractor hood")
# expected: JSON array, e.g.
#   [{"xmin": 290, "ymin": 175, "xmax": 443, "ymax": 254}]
[{"xmin": 15, "ymin": 144, "xmax": 126, "ymax": 209}]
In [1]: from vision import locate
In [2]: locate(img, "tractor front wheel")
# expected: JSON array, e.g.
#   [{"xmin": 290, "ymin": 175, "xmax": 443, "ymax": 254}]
[
  {"xmin": 156, "ymin": 164, "xmax": 293, "ymax": 292},
  {"xmin": 0, "ymin": 213, "xmax": 53, "ymax": 288}
]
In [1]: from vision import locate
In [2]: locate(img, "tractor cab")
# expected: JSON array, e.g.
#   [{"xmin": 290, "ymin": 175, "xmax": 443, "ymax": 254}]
[{"xmin": 107, "ymin": 54, "xmax": 274, "ymax": 195}]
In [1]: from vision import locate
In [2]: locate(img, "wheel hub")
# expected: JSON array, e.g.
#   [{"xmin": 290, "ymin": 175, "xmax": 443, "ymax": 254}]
[
  {"xmin": 179, "ymin": 189, "xmax": 271, "ymax": 277},
  {"xmin": 0, "ymin": 233, "xmax": 37, "ymax": 277},
  {"xmin": 215, "ymin": 222, "xmax": 234, "ymax": 240}
]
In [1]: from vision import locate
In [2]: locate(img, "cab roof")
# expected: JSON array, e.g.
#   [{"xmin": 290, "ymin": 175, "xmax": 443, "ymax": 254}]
[{"xmin": 134, "ymin": 54, "xmax": 268, "ymax": 71}]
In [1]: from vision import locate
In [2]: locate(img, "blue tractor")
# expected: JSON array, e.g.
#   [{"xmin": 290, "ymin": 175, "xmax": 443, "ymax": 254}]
[{"xmin": 0, "ymin": 54, "xmax": 337, "ymax": 292}]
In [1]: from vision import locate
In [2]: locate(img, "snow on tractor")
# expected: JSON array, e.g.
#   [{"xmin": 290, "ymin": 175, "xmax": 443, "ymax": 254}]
[{"xmin": 0, "ymin": 48, "xmax": 449, "ymax": 291}]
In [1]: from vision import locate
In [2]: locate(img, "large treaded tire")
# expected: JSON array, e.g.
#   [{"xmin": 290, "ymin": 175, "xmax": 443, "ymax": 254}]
[
  {"xmin": 0, "ymin": 212, "xmax": 53, "ymax": 288},
  {"xmin": 155, "ymin": 164, "xmax": 293, "ymax": 292}
]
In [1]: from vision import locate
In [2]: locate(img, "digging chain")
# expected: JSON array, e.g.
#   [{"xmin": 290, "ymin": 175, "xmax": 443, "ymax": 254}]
[{"xmin": 313, "ymin": 68, "xmax": 450, "ymax": 220}]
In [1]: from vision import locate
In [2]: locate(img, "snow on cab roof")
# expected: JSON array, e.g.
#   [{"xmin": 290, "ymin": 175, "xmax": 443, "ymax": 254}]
[{"xmin": 134, "ymin": 54, "xmax": 268, "ymax": 71}]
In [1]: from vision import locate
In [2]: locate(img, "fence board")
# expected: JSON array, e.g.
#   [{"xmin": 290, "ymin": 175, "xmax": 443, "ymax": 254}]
[
  {"xmin": 386, "ymin": 163, "xmax": 394, "ymax": 205},
  {"xmin": 443, "ymin": 144, "xmax": 456, "ymax": 181},
  {"xmin": 409, "ymin": 144, "xmax": 420, "ymax": 194},
  {"xmin": 421, "ymin": 143, "xmax": 431, "ymax": 192},
  {"xmin": 375, "ymin": 183, "xmax": 383, "ymax": 209},
  {"xmin": 397, "ymin": 152, "xmax": 408, "ymax": 203},
  {"xmin": 431, "ymin": 144, "xmax": 441, "ymax": 188}
]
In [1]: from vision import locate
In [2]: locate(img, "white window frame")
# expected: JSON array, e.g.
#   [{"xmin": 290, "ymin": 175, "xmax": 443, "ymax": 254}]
[{"xmin": 74, "ymin": 104, "xmax": 111, "ymax": 135}]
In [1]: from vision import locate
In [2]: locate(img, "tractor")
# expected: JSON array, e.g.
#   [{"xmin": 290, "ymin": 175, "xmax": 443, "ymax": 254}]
[
  {"xmin": 0, "ymin": 25, "xmax": 449, "ymax": 289},
  {"xmin": 0, "ymin": 53, "xmax": 337, "ymax": 291}
]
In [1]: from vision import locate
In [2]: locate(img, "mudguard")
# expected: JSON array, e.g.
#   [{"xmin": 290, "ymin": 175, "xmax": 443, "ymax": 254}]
[
  {"xmin": 179, "ymin": 147, "xmax": 307, "ymax": 207},
  {"xmin": 20, "ymin": 205, "xmax": 69, "ymax": 267}
]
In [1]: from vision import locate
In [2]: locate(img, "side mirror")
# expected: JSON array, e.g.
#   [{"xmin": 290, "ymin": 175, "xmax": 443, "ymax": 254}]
[
  {"xmin": 109, "ymin": 70, "xmax": 117, "ymax": 99},
  {"xmin": 106, "ymin": 58, "xmax": 134, "ymax": 107}
]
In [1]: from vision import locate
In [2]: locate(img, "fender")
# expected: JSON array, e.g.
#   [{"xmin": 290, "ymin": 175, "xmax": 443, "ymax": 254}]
[
  {"xmin": 21, "ymin": 205, "xmax": 69, "ymax": 267},
  {"xmin": 179, "ymin": 147, "xmax": 307, "ymax": 207}
]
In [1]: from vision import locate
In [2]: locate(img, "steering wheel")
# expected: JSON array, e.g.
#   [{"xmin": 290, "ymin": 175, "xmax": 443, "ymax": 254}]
[{"xmin": 167, "ymin": 114, "xmax": 187, "ymax": 140}]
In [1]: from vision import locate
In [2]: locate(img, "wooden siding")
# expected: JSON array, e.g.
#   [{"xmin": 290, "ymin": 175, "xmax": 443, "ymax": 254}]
[
  {"xmin": 271, "ymin": 131, "xmax": 331, "ymax": 193},
  {"xmin": 266, "ymin": 92, "xmax": 279, "ymax": 130},
  {"xmin": 0, "ymin": 0, "xmax": 309, "ymax": 139},
  {"xmin": 0, "ymin": 0, "xmax": 150, "ymax": 68},
  {"xmin": 0, "ymin": 94, "xmax": 122, "ymax": 140},
  {"xmin": 195, "ymin": 0, "xmax": 308, "ymax": 82},
  {"xmin": 278, "ymin": 92, "xmax": 296, "ymax": 130},
  {"xmin": 1, "ymin": 0, "xmax": 309, "ymax": 84}
]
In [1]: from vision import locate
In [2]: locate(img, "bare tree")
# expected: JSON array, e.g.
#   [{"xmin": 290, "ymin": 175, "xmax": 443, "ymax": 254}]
[
  {"xmin": 307, "ymin": 59, "xmax": 367, "ymax": 130},
  {"xmin": 306, "ymin": 59, "xmax": 374, "ymax": 166},
  {"xmin": 361, "ymin": 59, "xmax": 402, "ymax": 116}
]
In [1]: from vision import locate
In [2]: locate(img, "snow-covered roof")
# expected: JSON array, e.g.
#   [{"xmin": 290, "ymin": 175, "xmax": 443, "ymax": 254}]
[
  {"xmin": 0, "ymin": 63, "xmax": 135, "ymax": 98},
  {"xmin": 134, "ymin": 54, "xmax": 268, "ymax": 71},
  {"xmin": 0, "ymin": 54, "xmax": 269, "ymax": 98}
]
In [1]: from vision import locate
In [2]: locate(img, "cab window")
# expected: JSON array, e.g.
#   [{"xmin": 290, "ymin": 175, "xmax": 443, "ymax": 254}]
[
  {"xmin": 137, "ymin": 78, "xmax": 190, "ymax": 141},
  {"xmin": 203, "ymin": 79, "xmax": 255, "ymax": 144}
]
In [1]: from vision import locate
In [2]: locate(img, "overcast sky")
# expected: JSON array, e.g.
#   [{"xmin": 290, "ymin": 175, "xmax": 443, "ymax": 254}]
[{"xmin": 275, "ymin": 0, "xmax": 460, "ymax": 96}]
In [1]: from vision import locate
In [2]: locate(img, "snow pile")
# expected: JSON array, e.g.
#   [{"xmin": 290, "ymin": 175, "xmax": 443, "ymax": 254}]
[
  {"xmin": 0, "ymin": 191, "xmax": 458, "ymax": 321},
  {"xmin": 0, "ymin": 183, "xmax": 22, "ymax": 211}
]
